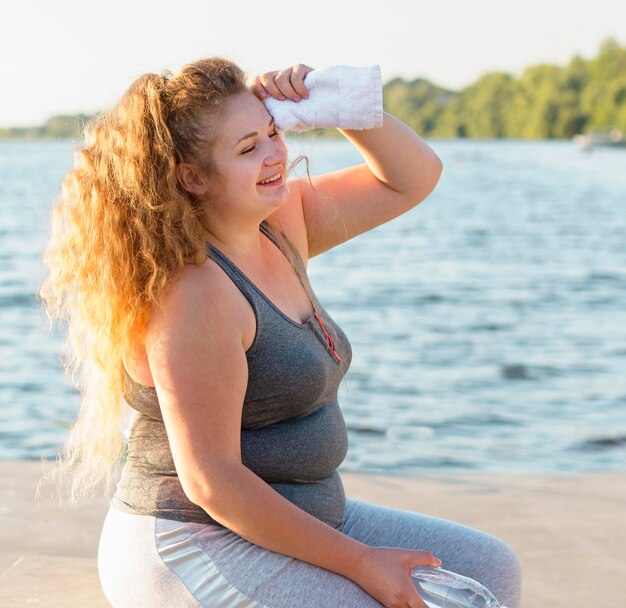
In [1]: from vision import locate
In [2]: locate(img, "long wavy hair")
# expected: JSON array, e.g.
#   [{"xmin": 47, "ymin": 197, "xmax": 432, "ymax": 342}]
[{"xmin": 38, "ymin": 57, "xmax": 311, "ymax": 502}]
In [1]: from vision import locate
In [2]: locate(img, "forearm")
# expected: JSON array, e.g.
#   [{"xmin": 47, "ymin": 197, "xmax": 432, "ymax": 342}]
[
  {"xmin": 191, "ymin": 461, "xmax": 367, "ymax": 580},
  {"xmin": 338, "ymin": 111, "xmax": 442, "ymax": 198}
]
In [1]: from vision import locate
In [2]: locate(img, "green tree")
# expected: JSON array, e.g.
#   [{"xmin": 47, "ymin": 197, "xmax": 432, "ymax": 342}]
[{"xmin": 3, "ymin": 37, "xmax": 625, "ymax": 141}]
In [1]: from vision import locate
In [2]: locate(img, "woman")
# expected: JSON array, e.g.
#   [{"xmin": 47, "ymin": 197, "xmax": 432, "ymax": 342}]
[{"xmin": 40, "ymin": 57, "xmax": 521, "ymax": 608}]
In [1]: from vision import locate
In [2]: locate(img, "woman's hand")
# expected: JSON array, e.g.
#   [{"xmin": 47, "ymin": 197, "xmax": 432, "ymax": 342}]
[
  {"xmin": 249, "ymin": 64, "xmax": 315, "ymax": 102},
  {"xmin": 351, "ymin": 545, "xmax": 442, "ymax": 608}
]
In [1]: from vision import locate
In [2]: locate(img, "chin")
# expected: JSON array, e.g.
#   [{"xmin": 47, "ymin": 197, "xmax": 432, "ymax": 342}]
[{"xmin": 265, "ymin": 181, "xmax": 291, "ymax": 201}]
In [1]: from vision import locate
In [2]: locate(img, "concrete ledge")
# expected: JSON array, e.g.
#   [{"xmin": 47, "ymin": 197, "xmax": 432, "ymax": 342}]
[
  {"xmin": 0, "ymin": 555, "xmax": 109, "ymax": 607},
  {"xmin": 2, "ymin": 460, "xmax": 626, "ymax": 607},
  {"xmin": 0, "ymin": 461, "xmax": 109, "ymax": 575}
]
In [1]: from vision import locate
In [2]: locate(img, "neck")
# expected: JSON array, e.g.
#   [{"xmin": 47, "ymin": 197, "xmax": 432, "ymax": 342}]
[{"xmin": 201, "ymin": 217, "xmax": 268, "ymax": 261}]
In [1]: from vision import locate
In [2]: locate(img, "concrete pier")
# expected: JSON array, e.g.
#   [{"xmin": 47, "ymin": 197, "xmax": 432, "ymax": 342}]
[{"xmin": 1, "ymin": 461, "xmax": 624, "ymax": 607}]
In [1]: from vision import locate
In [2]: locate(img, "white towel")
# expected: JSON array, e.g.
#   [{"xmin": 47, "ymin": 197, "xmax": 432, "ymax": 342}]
[{"xmin": 260, "ymin": 65, "xmax": 383, "ymax": 133}]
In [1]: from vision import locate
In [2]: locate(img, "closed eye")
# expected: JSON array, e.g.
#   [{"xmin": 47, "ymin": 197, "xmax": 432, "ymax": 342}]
[{"xmin": 241, "ymin": 128, "xmax": 280, "ymax": 154}]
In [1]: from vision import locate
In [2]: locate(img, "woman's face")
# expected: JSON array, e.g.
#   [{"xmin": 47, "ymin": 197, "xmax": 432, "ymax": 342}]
[{"xmin": 202, "ymin": 91, "xmax": 290, "ymax": 223}]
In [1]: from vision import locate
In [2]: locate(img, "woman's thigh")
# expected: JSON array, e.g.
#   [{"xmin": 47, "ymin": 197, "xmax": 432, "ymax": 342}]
[
  {"xmin": 99, "ymin": 500, "xmax": 521, "ymax": 608},
  {"xmin": 340, "ymin": 498, "xmax": 522, "ymax": 608},
  {"xmin": 98, "ymin": 506, "xmax": 204, "ymax": 607},
  {"xmin": 98, "ymin": 505, "xmax": 383, "ymax": 608}
]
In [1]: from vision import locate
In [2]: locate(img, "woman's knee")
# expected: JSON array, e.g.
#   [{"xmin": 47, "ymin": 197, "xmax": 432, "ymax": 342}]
[
  {"xmin": 479, "ymin": 533, "xmax": 522, "ymax": 608},
  {"xmin": 492, "ymin": 535, "xmax": 521, "ymax": 579}
]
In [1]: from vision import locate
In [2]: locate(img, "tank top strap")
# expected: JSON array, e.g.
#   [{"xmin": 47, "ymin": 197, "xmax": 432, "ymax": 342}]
[
  {"xmin": 259, "ymin": 221, "xmax": 308, "ymax": 276},
  {"xmin": 259, "ymin": 220, "xmax": 320, "ymax": 310},
  {"xmin": 205, "ymin": 222, "xmax": 320, "ymax": 328},
  {"xmin": 205, "ymin": 242, "xmax": 262, "ymax": 322},
  {"xmin": 205, "ymin": 221, "xmax": 300, "ymax": 302}
]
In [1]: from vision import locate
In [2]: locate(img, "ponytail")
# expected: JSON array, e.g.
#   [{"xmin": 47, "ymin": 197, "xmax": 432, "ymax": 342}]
[{"xmin": 38, "ymin": 59, "xmax": 244, "ymax": 502}]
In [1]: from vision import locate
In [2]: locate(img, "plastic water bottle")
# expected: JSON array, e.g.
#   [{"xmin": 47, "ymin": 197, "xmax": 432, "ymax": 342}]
[{"xmin": 412, "ymin": 566, "xmax": 507, "ymax": 608}]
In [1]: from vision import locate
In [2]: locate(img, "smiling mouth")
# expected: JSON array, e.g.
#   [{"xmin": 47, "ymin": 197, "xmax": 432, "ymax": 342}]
[{"xmin": 257, "ymin": 172, "xmax": 283, "ymax": 186}]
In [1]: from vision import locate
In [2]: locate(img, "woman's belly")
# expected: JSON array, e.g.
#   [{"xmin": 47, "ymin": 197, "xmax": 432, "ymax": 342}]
[{"xmin": 240, "ymin": 401, "xmax": 349, "ymax": 482}]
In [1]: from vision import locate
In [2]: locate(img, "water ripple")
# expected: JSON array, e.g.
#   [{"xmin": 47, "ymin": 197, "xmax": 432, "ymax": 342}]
[{"xmin": 1, "ymin": 138, "xmax": 625, "ymax": 474}]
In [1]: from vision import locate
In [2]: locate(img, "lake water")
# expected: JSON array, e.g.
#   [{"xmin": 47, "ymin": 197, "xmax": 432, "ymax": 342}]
[{"xmin": 1, "ymin": 137, "xmax": 625, "ymax": 475}]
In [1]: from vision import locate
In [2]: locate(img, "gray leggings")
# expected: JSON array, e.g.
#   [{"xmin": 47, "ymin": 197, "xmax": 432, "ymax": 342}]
[{"xmin": 98, "ymin": 498, "xmax": 522, "ymax": 608}]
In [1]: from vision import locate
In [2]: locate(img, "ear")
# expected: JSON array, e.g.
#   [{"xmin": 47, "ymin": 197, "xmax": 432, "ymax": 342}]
[{"xmin": 176, "ymin": 163, "xmax": 209, "ymax": 197}]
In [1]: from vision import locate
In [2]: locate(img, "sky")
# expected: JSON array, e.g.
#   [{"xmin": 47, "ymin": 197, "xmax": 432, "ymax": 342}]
[{"xmin": 1, "ymin": 0, "xmax": 625, "ymax": 128}]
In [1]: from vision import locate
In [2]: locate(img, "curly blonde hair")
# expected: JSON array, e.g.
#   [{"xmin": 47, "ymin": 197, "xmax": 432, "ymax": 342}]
[{"xmin": 39, "ymin": 57, "xmax": 309, "ymax": 502}]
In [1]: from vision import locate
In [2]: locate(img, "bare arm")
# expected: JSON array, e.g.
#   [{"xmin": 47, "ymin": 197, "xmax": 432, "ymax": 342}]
[
  {"xmin": 146, "ymin": 258, "xmax": 439, "ymax": 607},
  {"xmin": 296, "ymin": 113, "xmax": 442, "ymax": 257},
  {"xmin": 252, "ymin": 63, "xmax": 443, "ymax": 257},
  {"xmin": 191, "ymin": 458, "xmax": 366, "ymax": 578},
  {"xmin": 338, "ymin": 111, "xmax": 442, "ymax": 200},
  {"xmin": 146, "ymin": 262, "xmax": 366, "ymax": 572}
]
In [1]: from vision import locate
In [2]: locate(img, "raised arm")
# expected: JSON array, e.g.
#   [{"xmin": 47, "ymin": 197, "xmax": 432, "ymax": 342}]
[
  {"xmin": 251, "ymin": 63, "xmax": 443, "ymax": 258},
  {"xmin": 144, "ymin": 259, "xmax": 439, "ymax": 608},
  {"xmin": 297, "ymin": 112, "xmax": 443, "ymax": 258}
]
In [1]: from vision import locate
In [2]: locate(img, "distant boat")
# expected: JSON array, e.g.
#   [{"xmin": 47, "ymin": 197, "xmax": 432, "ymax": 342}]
[{"xmin": 573, "ymin": 126, "xmax": 625, "ymax": 151}]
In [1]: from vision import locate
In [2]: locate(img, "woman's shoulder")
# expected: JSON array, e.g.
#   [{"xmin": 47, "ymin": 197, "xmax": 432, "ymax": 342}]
[
  {"xmin": 155, "ymin": 257, "xmax": 250, "ymax": 330},
  {"xmin": 125, "ymin": 258, "xmax": 250, "ymax": 386},
  {"xmin": 139, "ymin": 258, "xmax": 248, "ymax": 354}
]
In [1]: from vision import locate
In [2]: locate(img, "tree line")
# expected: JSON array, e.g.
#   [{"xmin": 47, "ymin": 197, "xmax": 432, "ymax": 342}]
[
  {"xmin": 2, "ymin": 37, "xmax": 624, "ymax": 141},
  {"xmin": 381, "ymin": 36, "xmax": 626, "ymax": 140},
  {"xmin": 0, "ymin": 114, "xmax": 95, "ymax": 141}
]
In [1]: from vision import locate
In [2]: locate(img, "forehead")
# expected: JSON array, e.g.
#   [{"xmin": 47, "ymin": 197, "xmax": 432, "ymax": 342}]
[{"xmin": 216, "ymin": 92, "xmax": 272, "ymax": 144}]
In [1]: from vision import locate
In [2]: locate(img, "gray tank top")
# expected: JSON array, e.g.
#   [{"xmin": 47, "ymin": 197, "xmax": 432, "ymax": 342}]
[{"xmin": 112, "ymin": 221, "xmax": 353, "ymax": 529}]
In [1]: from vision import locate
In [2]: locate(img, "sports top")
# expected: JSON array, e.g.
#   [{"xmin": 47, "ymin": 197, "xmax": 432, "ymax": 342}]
[{"xmin": 111, "ymin": 221, "xmax": 353, "ymax": 529}]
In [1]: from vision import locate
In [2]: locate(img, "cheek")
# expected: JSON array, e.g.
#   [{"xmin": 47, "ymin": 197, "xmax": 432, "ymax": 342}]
[
  {"xmin": 223, "ymin": 156, "xmax": 253, "ymax": 179},
  {"xmin": 239, "ymin": 161, "xmax": 263, "ymax": 188},
  {"xmin": 277, "ymin": 136, "xmax": 288, "ymax": 155}
]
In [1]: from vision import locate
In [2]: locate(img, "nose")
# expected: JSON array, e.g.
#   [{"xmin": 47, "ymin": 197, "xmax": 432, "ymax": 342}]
[{"xmin": 264, "ymin": 137, "xmax": 286, "ymax": 166}]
